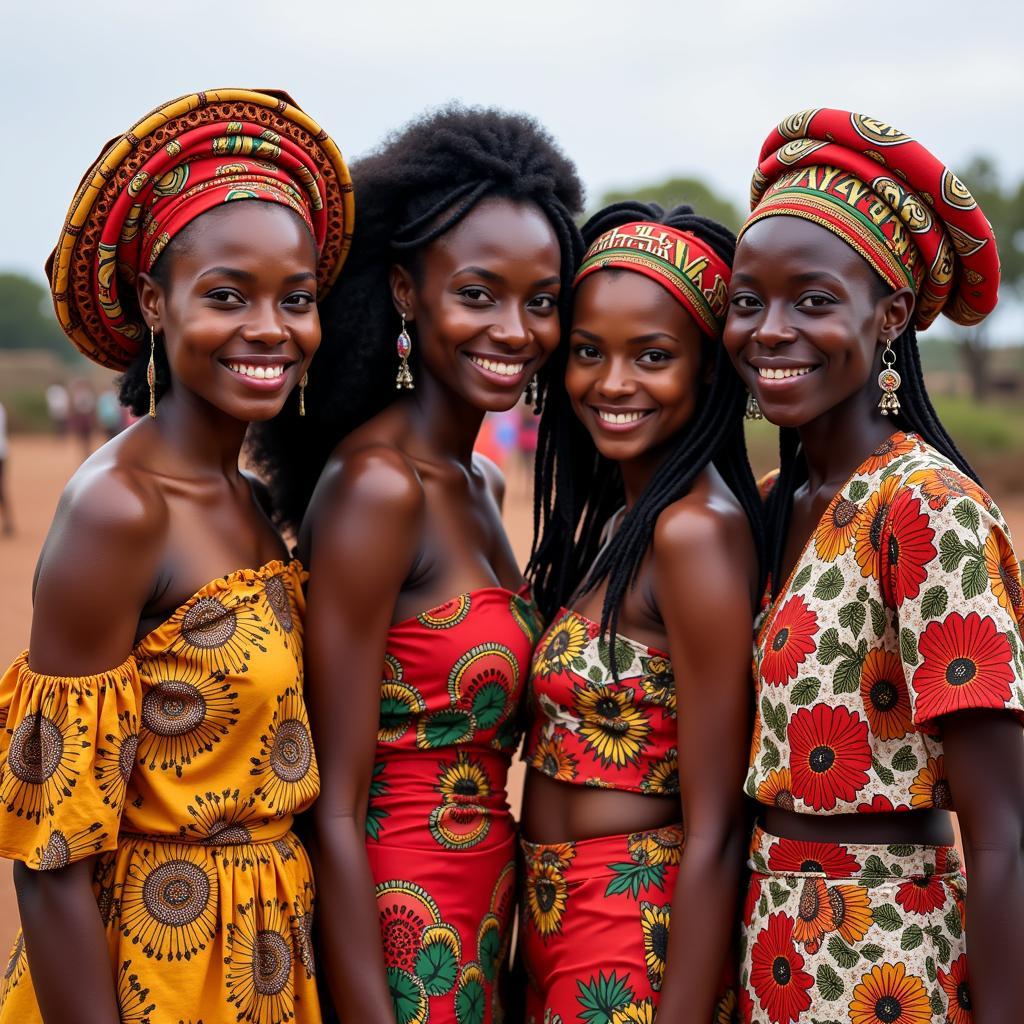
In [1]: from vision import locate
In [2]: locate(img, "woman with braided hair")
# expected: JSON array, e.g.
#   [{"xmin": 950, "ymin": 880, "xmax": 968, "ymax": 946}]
[
  {"xmin": 519, "ymin": 201, "xmax": 764, "ymax": 1024},
  {"xmin": 250, "ymin": 106, "xmax": 583, "ymax": 1024},
  {"xmin": 725, "ymin": 109, "xmax": 1024, "ymax": 1023}
]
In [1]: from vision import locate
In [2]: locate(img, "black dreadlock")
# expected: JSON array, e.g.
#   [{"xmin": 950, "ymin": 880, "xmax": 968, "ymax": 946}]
[
  {"xmin": 763, "ymin": 284, "xmax": 980, "ymax": 592},
  {"xmin": 527, "ymin": 200, "xmax": 767, "ymax": 657},
  {"xmin": 248, "ymin": 105, "xmax": 584, "ymax": 530}
]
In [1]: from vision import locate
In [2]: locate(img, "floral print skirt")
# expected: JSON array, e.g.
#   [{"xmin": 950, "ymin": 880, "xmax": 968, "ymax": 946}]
[
  {"xmin": 740, "ymin": 825, "xmax": 972, "ymax": 1024},
  {"xmin": 520, "ymin": 825, "xmax": 689, "ymax": 1024}
]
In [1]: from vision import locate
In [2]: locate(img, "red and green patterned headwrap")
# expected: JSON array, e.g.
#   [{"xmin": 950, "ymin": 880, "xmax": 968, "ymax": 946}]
[
  {"xmin": 49, "ymin": 88, "xmax": 355, "ymax": 369},
  {"xmin": 574, "ymin": 222, "xmax": 731, "ymax": 338},
  {"xmin": 739, "ymin": 109, "xmax": 999, "ymax": 330}
]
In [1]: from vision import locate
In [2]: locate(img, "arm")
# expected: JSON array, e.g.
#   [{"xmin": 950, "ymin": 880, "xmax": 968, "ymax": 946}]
[
  {"xmin": 473, "ymin": 451, "xmax": 506, "ymax": 513},
  {"xmin": 943, "ymin": 709, "xmax": 1024, "ymax": 1024},
  {"xmin": 18, "ymin": 469, "xmax": 163, "ymax": 1024},
  {"xmin": 651, "ymin": 501, "xmax": 756, "ymax": 1023},
  {"xmin": 303, "ymin": 447, "xmax": 424, "ymax": 1023}
]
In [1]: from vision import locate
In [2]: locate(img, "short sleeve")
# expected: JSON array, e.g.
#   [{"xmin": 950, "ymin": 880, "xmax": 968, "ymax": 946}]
[
  {"xmin": 884, "ymin": 483, "xmax": 1024, "ymax": 729},
  {"xmin": 0, "ymin": 652, "xmax": 142, "ymax": 869}
]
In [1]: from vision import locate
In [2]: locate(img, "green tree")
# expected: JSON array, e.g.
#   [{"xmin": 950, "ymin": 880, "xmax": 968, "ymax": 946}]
[
  {"xmin": 597, "ymin": 176, "xmax": 743, "ymax": 234},
  {"xmin": 0, "ymin": 273, "xmax": 70, "ymax": 359}
]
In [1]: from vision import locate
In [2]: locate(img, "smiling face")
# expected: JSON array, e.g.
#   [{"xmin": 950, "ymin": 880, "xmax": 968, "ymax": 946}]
[
  {"xmin": 392, "ymin": 197, "xmax": 563, "ymax": 411},
  {"xmin": 723, "ymin": 216, "xmax": 912, "ymax": 431},
  {"xmin": 567, "ymin": 270, "xmax": 706, "ymax": 465},
  {"xmin": 138, "ymin": 201, "xmax": 320, "ymax": 422}
]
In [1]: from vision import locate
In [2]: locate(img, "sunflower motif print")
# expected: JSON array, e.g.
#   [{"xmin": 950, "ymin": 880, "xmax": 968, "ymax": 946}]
[
  {"xmin": 0, "ymin": 560, "xmax": 322, "ymax": 1024},
  {"xmin": 368, "ymin": 586, "xmax": 540, "ymax": 1024},
  {"xmin": 746, "ymin": 433, "xmax": 1024, "ymax": 816},
  {"xmin": 525, "ymin": 608, "xmax": 678, "ymax": 794},
  {"xmin": 741, "ymin": 827, "xmax": 971, "ymax": 1024}
]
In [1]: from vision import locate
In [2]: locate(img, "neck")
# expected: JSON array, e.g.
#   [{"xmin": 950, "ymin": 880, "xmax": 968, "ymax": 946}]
[
  {"xmin": 617, "ymin": 435, "xmax": 679, "ymax": 509},
  {"xmin": 404, "ymin": 371, "xmax": 486, "ymax": 465},
  {"xmin": 150, "ymin": 383, "xmax": 249, "ymax": 477}
]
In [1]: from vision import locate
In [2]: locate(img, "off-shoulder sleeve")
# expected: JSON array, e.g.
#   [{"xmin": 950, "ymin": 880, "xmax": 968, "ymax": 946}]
[
  {"xmin": 0, "ymin": 652, "xmax": 142, "ymax": 869},
  {"xmin": 884, "ymin": 482, "xmax": 1024, "ymax": 730}
]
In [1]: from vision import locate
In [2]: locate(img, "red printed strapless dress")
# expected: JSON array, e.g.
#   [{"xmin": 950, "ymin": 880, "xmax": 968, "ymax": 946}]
[{"xmin": 368, "ymin": 586, "xmax": 542, "ymax": 1024}]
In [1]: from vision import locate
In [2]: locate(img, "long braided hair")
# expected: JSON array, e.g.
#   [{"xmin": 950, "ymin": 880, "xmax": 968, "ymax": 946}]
[
  {"xmin": 528, "ymin": 200, "xmax": 766, "ymax": 653},
  {"xmin": 763, "ymin": 291, "xmax": 980, "ymax": 591},
  {"xmin": 248, "ymin": 105, "xmax": 584, "ymax": 530}
]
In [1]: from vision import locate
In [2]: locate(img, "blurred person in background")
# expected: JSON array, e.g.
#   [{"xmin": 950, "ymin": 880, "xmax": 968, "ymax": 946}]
[
  {"xmin": 67, "ymin": 379, "xmax": 95, "ymax": 459},
  {"xmin": 43, "ymin": 382, "xmax": 68, "ymax": 437}
]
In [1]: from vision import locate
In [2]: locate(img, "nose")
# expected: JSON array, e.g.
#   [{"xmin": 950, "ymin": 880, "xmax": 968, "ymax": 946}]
[
  {"xmin": 241, "ymin": 299, "xmax": 289, "ymax": 346},
  {"xmin": 488, "ymin": 306, "xmax": 530, "ymax": 349},
  {"xmin": 752, "ymin": 300, "xmax": 798, "ymax": 349},
  {"xmin": 594, "ymin": 356, "xmax": 636, "ymax": 398}
]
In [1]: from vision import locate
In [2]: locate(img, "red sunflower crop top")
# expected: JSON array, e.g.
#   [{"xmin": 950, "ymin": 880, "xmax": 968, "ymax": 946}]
[{"xmin": 524, "ymin": 608, "xmax": 679, "ymax": 794}]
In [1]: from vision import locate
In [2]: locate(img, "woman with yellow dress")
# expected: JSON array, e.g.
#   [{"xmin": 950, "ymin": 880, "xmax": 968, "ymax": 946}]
[{"xmin": 0, "ymin": 89, "xmax": 353, "ymax": 1024}]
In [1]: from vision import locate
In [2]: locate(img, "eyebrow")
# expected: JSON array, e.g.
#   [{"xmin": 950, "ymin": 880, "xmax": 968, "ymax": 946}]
[
  {"xmin": 453, "ymin": 267, "xmax": 561, "ymax": 288},
  {"xmin": 732, "ymin": 269, "xmax": 846, "ymax": 288},
  {"xmin": 196, "ymin": 267, "xmax": 316, "ymax": 284},
  {"xmin": 571, "ymin": 327, "xmax": 678, "ymax": 344}
]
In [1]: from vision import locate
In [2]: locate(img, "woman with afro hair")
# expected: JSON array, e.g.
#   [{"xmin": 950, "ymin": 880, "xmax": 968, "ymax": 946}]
[{"xmin": 250, "ymin": 106, "xmax": 583, "ymax": 1024}]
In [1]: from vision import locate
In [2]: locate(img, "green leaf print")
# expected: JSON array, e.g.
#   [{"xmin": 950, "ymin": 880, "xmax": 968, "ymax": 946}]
[
  {"xmin": 901, "ymin": 924, "xmax": 924, "ymax": 950},
  {"xmin": 604, "ymin": 862, "xmax": 666, "ymax": 899},
  {"xmin": 758, "ymin": 894, "xmax": 769, "ymax": 917},
  {"xmin": 931, "ymin": 989, "xmax": 946, "ymax": 1016},
  {"xmin": 816, "ymin": 963, "xmax": 844, "ymax": 1000},
  {"xmin": 761, "ymin": 697, "xmax": 788, "ymax": 742},
  {"xmin": 861, "ymin": 944, "xmax": 885, "ymax": 963},
  {"xmin": 762, "ymin": 738, "xmax": 781, "ymax": 770},
  {"xmin": 861, "ymin": 853, "xmax": 892, "ymax": 887},
  {"xmin": 576, "ymin": 970, "xmax": 635, "ymax": 1024},
  {"xmin": 471, "ymin": 681, "xmax": 507, "ymax": 730},
  {"xmin": 818, "ymin": 628, "xmax": 842, "ymax": 665},
  {"xmin": 769, "ymin": 881, "xmax": 789, "ymax": 907},
  {"xmin": 871, "ymin": 757, "xmax": 896, "ymax": 788},
  {"xmin": 848, "ymin": 480, "xmax": 870, "ymax": 502},
  {"xmin": 827, "ymin": 936, "xmax": 859, "ymax": 969},
  {"xmin": 791, "ymin": 564, "xmax": 813, "ymax": 592},
  {"xmin": 900, "ymin": 628, "xmax": 919, "ymax": 666},
  {"xmin": 597, "ymin": 638, "xmax": 635, "ymax": 676},
  {"xmin": 791, "ymin": 677, "xmax": 821, "ymax": 706},
  {"xmin": 925, "ymin": 925, "xmax": 952, "ymax": 964},
  {"xmin": 952, "ymin": 498, "xmax": 981, "ymax": 533},
  {"xmin": 366, "ymin": 763, "xmax": 390, "ymax": 840},
  {"xmin": 388, "ymin": 968, "xmax": 426, "ymax": 1024},
  {"xmin": 872, "ymin": 904, "xmax": 903, "ymax": 930},
  {"xmin": 920, "ymin": 586, "xmax": 948, "ymax": 620},
  {"xmin": 838, "ymin": 601, "xmax": 866, "ymax": 638},
  {"xmin": 868, "ymin": 598, "xmax": 887, "ymax": 638},
  {"xmin": 814, "ymin": 566, "xmax": 845, "ymax": 602},
  {"xmin": 416, "ymin": 941, "xmax": 459, "ymax": 996},
  {"xmin": 887, "ymin": 844, "xmax": 916, "ymax": 857},
  {"xmin": 926, "ymin": 955, "xmax": 937, "ymax": 982},
  {"xmin": 588, "ymin": 665, "xmax": 605, "ymax": 684},
  {"xmin": 944, "ymin": 905, "xmax": 963, "ymax": 939},
  {"xmin": 939, "ymin": 531, "xmax": 966, "ymax": 572},
  {"xmin": 833, "ymin": 658, "xmax": 862, "ymax": 694},
  {"xmin": 455, "ymin": 969, "xmax": 486, "ymax": 1024},
  {"xmin": 962, "ymin": 557, "xmax": 988, "ymax": 599},
  {"xmin": 421, "ymin": 709, "xmax": 474, "ymax": 749},
  {"xmin": 891, "ymin": 745, "xmax": 918, "ymax": 773}
]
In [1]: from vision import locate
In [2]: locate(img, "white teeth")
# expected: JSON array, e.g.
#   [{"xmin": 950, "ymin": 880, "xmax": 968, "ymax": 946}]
[
  {"xmin": 226, "ymin": 362, "xmax": 286, "ymax": 379},
  {"xmin": 468, "ymin": 355, "xmax": 524, "ymax": 377},
  {"xmin": 597, "ymin": 410, "xmax": 647, "ymax": 425},
  {"xmin": 758, "ymin": 366, "xmax": 814, "ymax": 379}
]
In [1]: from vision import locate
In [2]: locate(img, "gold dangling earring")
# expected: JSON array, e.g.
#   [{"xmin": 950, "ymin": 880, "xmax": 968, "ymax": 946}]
[
  {"xmin": 147, "ymin": 326, "xmax": 157, "ymax": 418},
  {"xmin": 395, "ymin": 315, "xmax": 414, "ymax": 390},
  {"xmin": 299, "ymin": 372, "xmax": 308, "ymax": 417},
  {"xmin": 745, "ymin": 391, "xmax": 763, "ymax": 421},
  {"xmin": 877, "ymin": 337, "xmax": 902, "ymax": 416}
]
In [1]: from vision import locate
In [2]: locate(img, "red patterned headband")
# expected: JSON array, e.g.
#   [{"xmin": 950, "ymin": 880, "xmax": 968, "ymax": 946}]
[
  {"xmin": 49, "ymin": 89, "xmax": 355, "ymax": 369},
  {"xmin": 574, "ymin": 221, "xmax": 731, "ymax": 338},
  {"xmin": 739, "ymin": 108, "xmax": 999, "ymax": 330}
]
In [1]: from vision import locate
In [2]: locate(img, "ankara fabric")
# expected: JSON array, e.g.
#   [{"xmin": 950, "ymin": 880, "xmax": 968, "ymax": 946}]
[
  {"xmin": 49, "ymin": 89, "xmax": 354, "ymax": 369},
  {"xmin": 741, "ymin": 826, "xmax": 970, "ymax": 1024},
  {"xmin": 742, "ymin": 108, "xmax": 999, "ymax": 330},
  {"xmin": 369, "ymin": 587, "xmax": 542, "ymax": 1024},
  {"xmin": 0, "ymin": 560, "xmax": 320, "ymax": 1024}
]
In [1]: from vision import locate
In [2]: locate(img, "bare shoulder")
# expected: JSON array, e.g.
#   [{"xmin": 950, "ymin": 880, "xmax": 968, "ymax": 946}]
[
  {"xmin": 472, "ymin": 451, "xmax": 506, "ymax": 508},
  {"xmin": 653, "ymin": 479, "xmax": 751, "ymax": 566}
]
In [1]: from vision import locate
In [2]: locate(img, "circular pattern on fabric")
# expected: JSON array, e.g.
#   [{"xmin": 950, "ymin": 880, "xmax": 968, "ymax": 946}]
[
  {"xmin": 118, "ymin": 733, "xmax": 140, "ymax": 781},
  {"xmin": 252, "ymin": 930, "xmax": 292, "ymax": 995},
  {"xmin": 181, "ymin": 597, "xmax": 237, "ymax": 649},
  {"xmin": 387, "ymin": 967, "xmax": 430, "ymax": 1024},
  {"xmin": 429, "ymin": 802, "xmax": 490, "ymax": 850},
  {"xmin": 779, "ymin": 109, "xmax": 820, "ymax": 139},
  {"xmin": 941, "ymin": 169, "xmax": 977, "ymax": 210},
  {"xmin": 263, "ymin": 575, "xmax": 294, "ymax": 632},
  {"xmin": 378, "ymin": 681, "xmax": 425, "ymax": 743},
  {"xmin": 141, "ymin": 859, "xmax": 211, "ymax": 926},
  {"xmin": 8, "ymin": 713, "xmax": 63, "ymax": 784},
  {"xmin": 849, "ymin": 114, "xmax": 908, "ymax": 146},
  {"xmin": 417, "ymin": 593, "xmax": 471, "ymax": 630},
  {"xmin": 142, "ymin": 681, "xmax": 207, "ymax": 737},
  {"xmin": 38, "ymin": 831, "xmax": 71, "ymax": 870},
  {"xmin": 269, "ymin": 719, "xmax": 313, "ymax": 782},
  {"xmin": 377, "ymin": 880, "xmax": 440, "ymax": 974},
  {"xmin": 416, "ymin": 708, "xmax": 475, "ymax": 750}
]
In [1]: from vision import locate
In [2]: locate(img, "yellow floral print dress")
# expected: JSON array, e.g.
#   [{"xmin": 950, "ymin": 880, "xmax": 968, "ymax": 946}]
[{"xmin": 0, "ymin": 560, "xmax": 320, "ymax": 1024}]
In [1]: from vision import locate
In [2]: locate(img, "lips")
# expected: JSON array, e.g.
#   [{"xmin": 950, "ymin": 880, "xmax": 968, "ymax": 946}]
[
  {"xmin": 588, "ymin": 406, "xmax": 654, "ymax": 433},
  {"xmin": 225, "ymin": 361, "xmax": 288, "ymax": 380},
  {"xmin": 220, "ymin": 356, "xmax": 296, "ymax": 391},
  {"xmin": 465, "ymin": 353, "xmax": 530, "ymax": 384}
]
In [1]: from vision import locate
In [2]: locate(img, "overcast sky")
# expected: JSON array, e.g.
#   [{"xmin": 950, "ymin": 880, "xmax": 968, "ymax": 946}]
[{"xmin": 3, "ymin": 0, "xmax": 1022, "ymax": 335}]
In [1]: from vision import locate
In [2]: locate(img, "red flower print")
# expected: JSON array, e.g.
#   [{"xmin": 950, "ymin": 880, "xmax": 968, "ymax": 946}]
[
  {"xmin": 859, "ymin": 649, "xmax": 912, "ymax": 741},
  {"xmin": 907, "ymin": 466, "xmax": 990, "ymax": 512},
  {"xmin": 767, "ymin": 838, "xmax": 861, "ymax": 877},
  {"xmin": 788, "ymin": 705, "xmax": 871, "ymax": 811},
  {"xmin": 937, "ymin": 954, "xmax": 973, "ymax": 1024},
  {"xmin": 857, "ymin": 794, "xmax": 910, "ymax": 813},
  {"xmin": 744, "ymin": 875, "xmax": 763, "ymax": 927},
  {"xmin": 879, "ymin": 489, "xmax": 936, "ymax": 607},
  {"xmin": 792, "ymin": 877, "xmax": 835, "ymax": 953},
  {"xmin": 761, "ymin": 596, "xmax": 818, "ymax": 687},
  {"xmin": 913, "ymin": 612, "xmax": 1014, "ymax": 722},
  {"xmin": 895, "ymin": 874, "xmax": 947, "ymax": 915},
  {"xmin": 749, "ymin": 913, "xmax": 813, "ymax": 1024},
  {"xmin": 861, "ymin": 432, "xmax": 919, "ymax": 474},
  {"xmin": 854, "ymin": 475, "xmax": 900, "ymax": 580}
]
